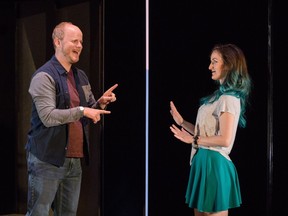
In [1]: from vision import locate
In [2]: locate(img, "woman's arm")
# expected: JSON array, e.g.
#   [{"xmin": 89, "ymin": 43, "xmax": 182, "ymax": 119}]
[
  {"xmin": 170, "ymin": 101, "xmax": 195, "ymax": 134},
  {"xmin": 198, "ymin": 112, "xmax": 235, "ymax": 147}
]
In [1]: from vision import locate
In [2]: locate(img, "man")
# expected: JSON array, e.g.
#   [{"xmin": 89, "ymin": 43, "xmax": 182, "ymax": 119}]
[{"xmin": 25, "ymin": 21, "xmax": 118, "ymax": 216}]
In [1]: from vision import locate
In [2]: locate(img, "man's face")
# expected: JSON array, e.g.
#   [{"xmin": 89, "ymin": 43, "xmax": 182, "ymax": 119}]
[{"xmin": 56, "ymin": 24, "xmax": 83, "ymax": 65}]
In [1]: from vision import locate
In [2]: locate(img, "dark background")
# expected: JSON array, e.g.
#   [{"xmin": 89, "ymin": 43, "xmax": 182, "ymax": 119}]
[{"xmin": 1, "ymin": 0, "xmax": 287, "ymax": 216}]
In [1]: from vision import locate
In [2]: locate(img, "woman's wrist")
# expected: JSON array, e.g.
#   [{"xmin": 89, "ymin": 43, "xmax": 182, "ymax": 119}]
[{"xmin": 193, "ymin": 135, "xmax": 199, "ymax": 148}]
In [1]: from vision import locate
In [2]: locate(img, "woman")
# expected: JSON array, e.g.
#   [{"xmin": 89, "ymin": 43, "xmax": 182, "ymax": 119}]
[{"xmin": 170, "ymin": 44, "xmax": 251, "ymax": 216}]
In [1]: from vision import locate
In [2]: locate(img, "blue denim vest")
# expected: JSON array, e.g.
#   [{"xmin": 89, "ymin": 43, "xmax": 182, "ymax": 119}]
[{"xmin": 26, "ymin": 56, "xmax": 91, "ymax": 167}]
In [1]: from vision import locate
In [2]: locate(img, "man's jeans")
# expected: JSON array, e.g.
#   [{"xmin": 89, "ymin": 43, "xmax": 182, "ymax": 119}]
[{"xmin": 26, "ymin": 152, "xmax": 82, "ymax": 216}]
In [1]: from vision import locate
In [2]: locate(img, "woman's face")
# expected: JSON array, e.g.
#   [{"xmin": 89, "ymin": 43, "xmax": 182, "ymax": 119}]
[{"xmin": 208, "ymin": 50, "xmax": 226, "ymax": 84}]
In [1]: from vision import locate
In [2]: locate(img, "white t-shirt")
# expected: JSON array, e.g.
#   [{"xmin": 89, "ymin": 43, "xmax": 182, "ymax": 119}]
[{"xmin": 190, "ymin": 95, "xmax": 240, "ymax": 164}]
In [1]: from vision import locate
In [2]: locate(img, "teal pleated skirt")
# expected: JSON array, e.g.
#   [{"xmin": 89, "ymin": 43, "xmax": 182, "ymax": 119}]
[{"xmin": 185, "ymin": 148, "xmax": 242, "ymax": 213}]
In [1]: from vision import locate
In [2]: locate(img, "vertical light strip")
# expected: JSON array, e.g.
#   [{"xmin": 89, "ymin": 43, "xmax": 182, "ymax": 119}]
[
  {"xmin": 145, "ymin": 0, "xmax": 149, "ymax": 215},
  {"xmin": 267, "ymin": 0, "xmax": 273, "ymax": 215}
]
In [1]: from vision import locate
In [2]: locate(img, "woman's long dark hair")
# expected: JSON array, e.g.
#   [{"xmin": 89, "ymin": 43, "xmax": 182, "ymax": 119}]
[{"xmin": 200, "ymin": 44, "xmax": 252, "ymax": 128}]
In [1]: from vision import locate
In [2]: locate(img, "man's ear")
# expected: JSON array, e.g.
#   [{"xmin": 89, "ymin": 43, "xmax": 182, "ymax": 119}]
[{"xmin": 54, "ymin": 38, "xmax": 61, "ymax": 47}]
